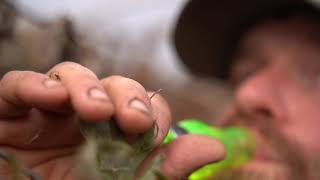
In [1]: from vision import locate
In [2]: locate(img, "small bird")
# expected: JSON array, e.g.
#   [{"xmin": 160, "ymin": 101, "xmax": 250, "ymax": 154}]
[{"xmin": 77, "ymin": 118, "xmax": 165, "ymax": 180}]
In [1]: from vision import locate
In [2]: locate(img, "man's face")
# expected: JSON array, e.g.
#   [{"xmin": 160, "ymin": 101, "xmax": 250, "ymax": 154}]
[{"xmin": 217, "ymin": 16, "xmax": 320, "ymax": 179}]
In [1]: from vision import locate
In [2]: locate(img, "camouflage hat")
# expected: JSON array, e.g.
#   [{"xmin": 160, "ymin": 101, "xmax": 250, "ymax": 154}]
[{"xmin": 174, "ymin": 0, "xmax": 320, "ymax": 79}]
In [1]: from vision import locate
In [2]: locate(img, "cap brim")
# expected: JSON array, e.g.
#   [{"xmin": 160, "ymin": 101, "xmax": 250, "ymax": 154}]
[{"xmin": 174, "ymin": 0, "xmax": 317, "ymax": 79}]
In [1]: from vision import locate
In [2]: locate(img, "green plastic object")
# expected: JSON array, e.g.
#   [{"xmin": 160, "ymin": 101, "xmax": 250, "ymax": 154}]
[{"xmin": 163, "ymin": 119, "xmax": 256, "ymax": 179}]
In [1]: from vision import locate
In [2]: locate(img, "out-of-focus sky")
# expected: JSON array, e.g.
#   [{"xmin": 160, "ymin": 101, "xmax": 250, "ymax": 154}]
[
  {"xmin": 13, "ymin": 0, "xmax": 186, "ymax": 21},
  {"xmin": 12, "ymin": 0, "xmax": 189, "ymax": 86}
]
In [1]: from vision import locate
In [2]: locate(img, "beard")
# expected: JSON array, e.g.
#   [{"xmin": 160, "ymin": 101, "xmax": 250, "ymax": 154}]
[
  {"xmin": 207, "ymin": 112, "xmax": 319, "ymax": 180},
  {"xmin": 209, "ymin": 155, "xmax": 320, "ymax": 180}
]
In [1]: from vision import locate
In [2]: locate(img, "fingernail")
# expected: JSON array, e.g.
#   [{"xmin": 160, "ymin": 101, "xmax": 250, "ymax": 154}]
[
  {"xmin": 43, "ymin": 79, "xmax": 62, "ymax": 88},
  {"xmin": 129, "ymin": 98, "xmax": 150, "ymax": 116},
  {"xmin": 88, "ymin": 87, "xmax": 109, "ymax": 101}
]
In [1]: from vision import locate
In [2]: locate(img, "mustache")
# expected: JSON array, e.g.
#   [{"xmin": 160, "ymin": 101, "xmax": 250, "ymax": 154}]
[{"xmin": 221, "ymin": 112, "xmax": 308, "ymax": 180}]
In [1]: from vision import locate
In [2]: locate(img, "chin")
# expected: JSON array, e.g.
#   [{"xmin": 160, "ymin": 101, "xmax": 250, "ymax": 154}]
[
  {"xmin": 216, "ymin": 130, "xmax": 305, "ymax": 180},
  {"xmin": 241, "ymin": 145, "xmax": 287, "ymax": 179},
  {"xmin": 209, "ymin": 160, "xmax": 291, "ymax": 180},
  {"xmin": 238, "ymin": 159, "xmax": 291, "ymax": 180}
]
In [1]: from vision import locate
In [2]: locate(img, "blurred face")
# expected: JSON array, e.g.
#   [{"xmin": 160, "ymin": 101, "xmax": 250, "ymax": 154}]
[{"xmin": 216, "ymin": 16, "xmax": 320, "ymax": 179}]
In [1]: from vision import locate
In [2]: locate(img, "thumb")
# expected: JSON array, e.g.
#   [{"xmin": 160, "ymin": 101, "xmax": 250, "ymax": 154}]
[{"xmin": 160, "ymin": 134, "xmax": 226, "ymax": 179}]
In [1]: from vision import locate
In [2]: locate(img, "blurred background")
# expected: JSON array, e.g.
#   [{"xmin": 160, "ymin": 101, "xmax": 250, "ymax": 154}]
[{"xmin": 1, "ymin": 0, "xmax": 232, "ymax": 123}]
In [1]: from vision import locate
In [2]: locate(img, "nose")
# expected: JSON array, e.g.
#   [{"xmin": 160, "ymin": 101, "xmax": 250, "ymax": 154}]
[{"xmin": 234, "ymin": 69, "xmax": 287, "ymax": 124}]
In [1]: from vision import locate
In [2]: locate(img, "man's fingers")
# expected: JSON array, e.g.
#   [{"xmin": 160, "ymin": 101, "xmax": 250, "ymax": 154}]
[
  {"xmin": 101, "ymin": 76, "xmax": 155, "ymax": 134},
  {"xmin": 0, "ymin": 71, "xmax": 69, "ymax": 117},
  {"xmin": 47, "ymin": 62, "xmax": 114, "ymax": 122},
  {"xmin": 0, "ymin": 109, "xmax": 82, "ymax": 148},
  {"xmin": 161, "ymin": 134, "xmax": 226, "ymax": 179}
]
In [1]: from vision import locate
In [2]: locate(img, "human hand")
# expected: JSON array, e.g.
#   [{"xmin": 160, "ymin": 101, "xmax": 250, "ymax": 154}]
[{"xmin": 0, "ymin": 62, "xmax": 225, "ymax": 179}]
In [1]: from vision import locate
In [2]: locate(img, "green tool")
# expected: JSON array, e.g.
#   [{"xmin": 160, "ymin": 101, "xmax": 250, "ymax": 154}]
[{"xmin": 164, "ymin": 119, "xmax": 256, "ymax": 179}]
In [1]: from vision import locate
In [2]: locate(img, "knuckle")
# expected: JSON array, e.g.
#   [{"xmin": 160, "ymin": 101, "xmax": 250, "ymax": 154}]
[
  {"xmin": 104, "ymin": 75, "xmax": 141, "ymax": 85},
  {"xmin": 52, "ymin": 61, "xmax": 96, "ymax": 77},
  {"xmin": 56, "ymin": 61, "xmax": 83, "ymax": 70},
  {"xmin": 0, "ymin": 71, "xmax": 32, "ymax": 87},
  {"xmin": 16, "ymin": 72, "xmax": 40, "ymax": 93},
  {"xmin": 0, "ymin": 71, "xmax": 40, "ymax": 96},
  {"xmin": 1, "ymin": 71, "xmax": 21, "ymax": 81},
  {"xmin": 102, "ymin": 75, "xmax": 125, "ymax": 82},
  {"xmin": 101, "ymin": 75, "xmax": 148, "ymax": 95},
  {"xmin": 18, "ymin": 71, "xmax": 43, "ymax": 82}
]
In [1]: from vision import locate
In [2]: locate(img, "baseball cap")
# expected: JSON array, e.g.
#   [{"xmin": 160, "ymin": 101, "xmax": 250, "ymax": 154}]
[{"xmin": 173, "ymin": 0, "xmax": 320, "ymax": 79}]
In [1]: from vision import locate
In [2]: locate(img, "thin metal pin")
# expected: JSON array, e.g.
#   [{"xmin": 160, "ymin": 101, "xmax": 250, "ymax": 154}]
[{"xmin": 149, "ymin": 89, "xmax": 162, "ymax": 100}]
